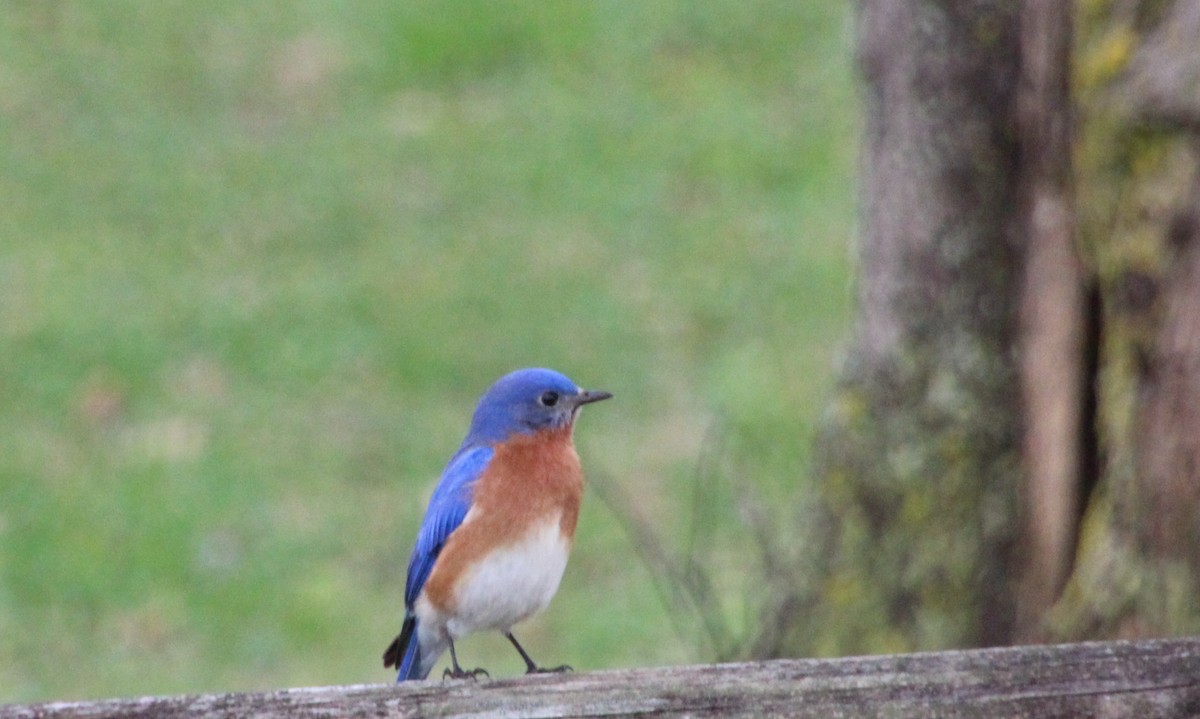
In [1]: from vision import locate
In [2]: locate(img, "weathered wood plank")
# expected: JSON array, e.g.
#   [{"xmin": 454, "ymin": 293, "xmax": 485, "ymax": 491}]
[{"xmin": 4, "ymin": 638, "xmax": 1199, "ymax": 718}]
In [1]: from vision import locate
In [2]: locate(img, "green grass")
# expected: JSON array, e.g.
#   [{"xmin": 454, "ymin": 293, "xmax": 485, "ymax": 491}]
[{"xmin": 0, "ymin": 1, "xmax": 857, "ymax": 702}]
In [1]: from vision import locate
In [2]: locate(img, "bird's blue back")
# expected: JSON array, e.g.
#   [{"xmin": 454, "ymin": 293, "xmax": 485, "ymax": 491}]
[
  {"xmin": 404, "ymin": 444, "xmax": 495, "ymax": 608},
  {"xmin": 394, "ymin": 443, "xmax": 493, "ymax": 680}
]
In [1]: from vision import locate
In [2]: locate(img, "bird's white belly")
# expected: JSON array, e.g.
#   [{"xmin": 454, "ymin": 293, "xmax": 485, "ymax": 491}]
[{"xmin": 445, "ymin": 516, "xmax": 570, "ymax": 638}]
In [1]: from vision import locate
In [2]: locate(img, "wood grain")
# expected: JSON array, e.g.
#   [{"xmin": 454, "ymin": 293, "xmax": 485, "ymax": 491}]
[{"xmin": 5, "ymin": 637, "xmax": 1199, "ymax": 718}]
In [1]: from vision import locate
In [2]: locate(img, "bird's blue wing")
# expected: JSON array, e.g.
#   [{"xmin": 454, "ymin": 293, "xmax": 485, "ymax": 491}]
[{"xmin": 403, "ymin": 444, "xmax": 494, "ymax": 608}]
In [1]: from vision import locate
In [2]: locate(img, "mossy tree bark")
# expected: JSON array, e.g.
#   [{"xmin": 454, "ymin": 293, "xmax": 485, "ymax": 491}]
[
  {"xmin": 780, "ymin": 0, "xmax": 1026, "ymax": 656},
  {"xmin": 1045, "ymin": 0, "xmax": 1200, "ymax": 642},
  {"xmin": 770, "ymin": 0, "xmax": 1200, "ymax": 656}
]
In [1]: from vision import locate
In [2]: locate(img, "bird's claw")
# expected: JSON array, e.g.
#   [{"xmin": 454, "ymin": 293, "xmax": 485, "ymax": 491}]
[
  {"xmin": 527, "ymin": 664, "xmax": 573, "ymax": 674},
  {"xmin": 443, "ymin": 666, "xmax": 490, "ymax": 681}
]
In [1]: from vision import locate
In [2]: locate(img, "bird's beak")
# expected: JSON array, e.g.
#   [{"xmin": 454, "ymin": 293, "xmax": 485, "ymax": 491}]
[{"xmin": 575, "ymin": 389, "xmax": 613, "ymax": 406}]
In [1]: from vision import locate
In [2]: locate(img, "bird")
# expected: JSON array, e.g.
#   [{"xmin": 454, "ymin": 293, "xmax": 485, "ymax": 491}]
[{"xmin": 383, "ymin": 367, "xmax": 612, "ymax": 681}]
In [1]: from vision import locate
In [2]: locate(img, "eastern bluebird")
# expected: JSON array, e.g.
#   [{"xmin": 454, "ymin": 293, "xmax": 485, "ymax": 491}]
[{"xmin": 382, "ymin": 368, "xmax": 612, "ymax": 681}]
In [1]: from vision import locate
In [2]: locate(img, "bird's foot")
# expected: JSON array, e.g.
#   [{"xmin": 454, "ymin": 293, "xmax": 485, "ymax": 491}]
[
  {"xmin": 443, "ymin": 666, "xmax": 490, "ymax": 681},
  {"xmin": 526, "ymin": 664, "xmax": 572, "ymax": 674}
]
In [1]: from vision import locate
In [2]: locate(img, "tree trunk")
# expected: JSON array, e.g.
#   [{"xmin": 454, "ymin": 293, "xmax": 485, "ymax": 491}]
[
  {"xmin": 1044, "ymin": 0, "xmax": 1200, "ymax": 641},
  {"xmin": 1012, "ymin": 0, "xmax": 1090, "ymax": 641},
  {"xmin": 784, "ymin": 0, "xmax": 1025, "ymax": 655},
  {"xmin": 774, "ymin": 0, "xmax": 1200, "ymax": 657}
]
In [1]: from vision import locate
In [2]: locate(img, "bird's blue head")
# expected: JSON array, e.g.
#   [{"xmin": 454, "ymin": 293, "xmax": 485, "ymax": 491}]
[{"xmin": 463, "ymin": 368, "xmax": 612, "ymax": 446}]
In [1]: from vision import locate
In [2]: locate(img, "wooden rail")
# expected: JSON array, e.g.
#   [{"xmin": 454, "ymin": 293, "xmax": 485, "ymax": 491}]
[{"xmin": 4, "ymin": 637, "xmax": 1199, "ymax": 718}]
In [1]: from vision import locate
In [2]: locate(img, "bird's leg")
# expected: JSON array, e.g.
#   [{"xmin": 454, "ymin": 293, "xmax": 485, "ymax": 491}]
[
  {"xmin": 441, "ymin": 638, "xmax": 489, "ymax": 681},
  {"xmin": 505, "ymin": 632, "xmax": 572, "ymax": 674}
]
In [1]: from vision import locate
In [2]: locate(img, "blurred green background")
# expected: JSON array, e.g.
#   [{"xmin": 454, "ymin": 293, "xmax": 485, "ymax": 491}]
[{"xmin": 0, "ymin": 1, "xmax": 856, "ymax": 703}]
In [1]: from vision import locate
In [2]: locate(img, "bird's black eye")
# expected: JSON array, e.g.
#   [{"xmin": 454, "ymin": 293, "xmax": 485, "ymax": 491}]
[{"xmin": 539, "ymin": 391, "xmax": 560, "ymax": 407}]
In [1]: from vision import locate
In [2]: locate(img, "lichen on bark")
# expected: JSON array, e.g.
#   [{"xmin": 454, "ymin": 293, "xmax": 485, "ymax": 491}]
[
  {"xmin": 1042, "ymin": 0, "xmax": 1200, "ymax": 641},
  {"xmin": 785, "ymin": 0, "xmax": 1025, "ymax": 655}
]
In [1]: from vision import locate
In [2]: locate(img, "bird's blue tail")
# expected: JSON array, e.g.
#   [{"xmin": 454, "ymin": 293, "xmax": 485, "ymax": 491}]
[
  {"xmin": 383, "ymin": 614, "xmax": 425, "ymax": 681},
  {"xmin": 396, "ymin": 631, "xmax": 422, "ymax": 681}
]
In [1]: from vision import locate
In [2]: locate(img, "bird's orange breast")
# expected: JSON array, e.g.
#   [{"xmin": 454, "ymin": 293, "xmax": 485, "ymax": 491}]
[{"xmin": 421, "ymin": 426, "xmax": 585, "ymax": 613}]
